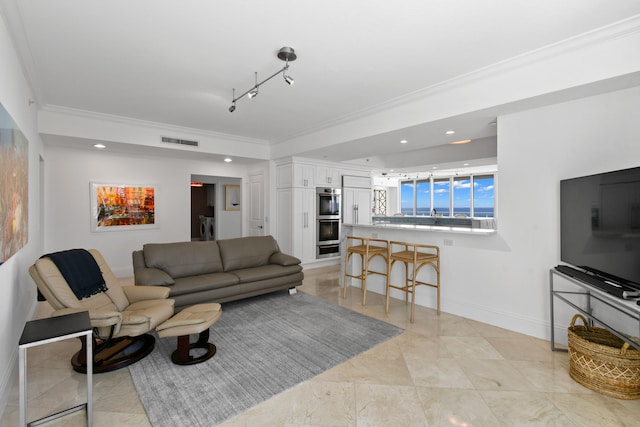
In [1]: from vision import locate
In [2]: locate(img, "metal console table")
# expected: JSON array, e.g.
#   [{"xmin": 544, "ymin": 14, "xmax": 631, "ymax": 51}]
[
  {"xmin": 549, "ymin": 268, "xmax": 640, "ymax": 352},
  {"xmin": 19, "ymin": 311, "xmax": 93, "ymax": 427}
]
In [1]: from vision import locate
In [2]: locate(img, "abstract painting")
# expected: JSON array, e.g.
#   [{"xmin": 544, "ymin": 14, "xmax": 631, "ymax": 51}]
[
  {"xmin": 91, "ymin": 182, "xmax": 157, "ymax": 231},
  {"xmin": 0, "ymin": 103, "xmax": 29, "ymax": 265}
]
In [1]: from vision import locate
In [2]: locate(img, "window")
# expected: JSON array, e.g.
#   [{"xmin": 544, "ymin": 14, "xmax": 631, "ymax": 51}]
[
  {"xmin": 400, "ymin": 181, "xmax": 414, "ymax": 215},
  {"xmin": 416, "ymin": 180, "xmax": 431, "ymax": 216},
  {"xmin": 433, "ymin": 178, "xmax": 450, "ymax": 216},
  {"xmin": 398, "ymin": 173, "xmax": 495, "ymax": 218},
  {"xmin": 473, "ymin": 175, "xmax": 495, "ymax": 218},
  {"xmin": 453, "ymin": 176, "xmax": 471, "ymax": 217}
]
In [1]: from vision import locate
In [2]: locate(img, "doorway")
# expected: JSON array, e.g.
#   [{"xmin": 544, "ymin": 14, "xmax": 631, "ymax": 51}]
[
  {"xmin": 190, "ymin": 174, "xmax": 243, "ymax": 241},
  {"xmin": 190, "ymin": 183, "xmax": 215, "ymax": 241}
]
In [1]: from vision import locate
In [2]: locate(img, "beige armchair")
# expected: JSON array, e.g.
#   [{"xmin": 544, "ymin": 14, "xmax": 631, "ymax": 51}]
[{"xmin": 29, "ymin": 249, "xmax": 175, "ymax": 373}]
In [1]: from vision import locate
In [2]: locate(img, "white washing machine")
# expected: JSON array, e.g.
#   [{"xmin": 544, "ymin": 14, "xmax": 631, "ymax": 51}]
[{"xmin": 199, "ymin": 216, "xmax": 215, "ymax": 240}]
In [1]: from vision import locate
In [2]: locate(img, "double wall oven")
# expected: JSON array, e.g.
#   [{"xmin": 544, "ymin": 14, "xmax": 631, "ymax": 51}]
[{"xmin": 316, "ymin": 187, "xmax": 341, "ymax": 258}]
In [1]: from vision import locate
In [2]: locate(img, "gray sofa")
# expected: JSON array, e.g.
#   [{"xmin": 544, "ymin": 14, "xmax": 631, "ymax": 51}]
[{"xmin": 132, "ymin": 235, "xmax": 303, "ymax": 310}]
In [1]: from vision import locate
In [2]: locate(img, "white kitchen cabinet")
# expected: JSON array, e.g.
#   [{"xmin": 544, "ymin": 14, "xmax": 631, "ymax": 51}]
[
  {"xmin": 276, "ymin": 187, "xmax": 316, "ymax": 263},
  {"xmin": 276, "ymin": 163, "xmax": 316, "ymax": 188},
  {"xmin": 316, "ymin": 166, "xmax": 340, "ymax": 187},
  {"xmin": 293, "ymin": 188, "xmax": 316, "ymax": 262},
  {"xmin": 275, "ymin": 188, "xmax": 293, "ymax": 254},
  {"xmin": 276, "ymin": 164, "xmax": 293, "ymax": 188},
  {"xmin": 342, "ymin": 187, "xmax": 372, "ymax": 225}
]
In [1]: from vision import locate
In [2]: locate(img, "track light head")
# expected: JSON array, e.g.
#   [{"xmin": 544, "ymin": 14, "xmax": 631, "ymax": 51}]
[
  {"xmin": 248, "ymin": 72, "xmax": 259, "ymax": 98},
  {"xmin": 228, "ymin": 103, "xmax": 236, "ymax": 113},
  {"xmin": 283, "ymin": 73, "xmax": 294, "ymax": 85}
]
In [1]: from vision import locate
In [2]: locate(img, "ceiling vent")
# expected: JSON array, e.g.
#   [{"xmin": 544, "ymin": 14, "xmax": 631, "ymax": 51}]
[{"xmin": 161, "ymin": 136, "xmax": 199, "ymax": 147}]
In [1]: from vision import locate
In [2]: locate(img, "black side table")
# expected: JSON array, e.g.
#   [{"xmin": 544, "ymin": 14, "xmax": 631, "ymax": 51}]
[{"xmin": 19, "ymin": 311, "xmax": 93, "ymax": 427}]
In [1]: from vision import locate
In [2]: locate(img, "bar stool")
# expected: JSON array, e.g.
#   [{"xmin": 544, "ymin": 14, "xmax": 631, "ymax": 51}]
[
  {"xmin": 386, "ymin": 241, "xmax": 440, "ymax": 322},
  {"xmin": 342, "ymin": 236, "xmax": 389, "ymax": 304}
]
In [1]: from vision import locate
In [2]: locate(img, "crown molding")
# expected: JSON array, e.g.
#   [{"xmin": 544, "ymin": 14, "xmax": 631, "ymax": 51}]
[{"xmin": 39, "ymin": 104, "xmax": 270, "ymax": 146}]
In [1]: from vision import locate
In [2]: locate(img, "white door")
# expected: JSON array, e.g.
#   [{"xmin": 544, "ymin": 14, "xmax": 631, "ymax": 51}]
[{"xmin": 248, "ymin": 172, "xmax": 264, "ymax": 236}]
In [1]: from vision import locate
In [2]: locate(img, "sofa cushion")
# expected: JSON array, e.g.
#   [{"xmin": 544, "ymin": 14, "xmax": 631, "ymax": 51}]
[
  {"xmin": 169, "ymin": 272, "xmax": 240, "ymax": 297},
  {"xmin": 232, "ymin": 264, "xmax": 303, "ymax": 283},
  {"xmin": 134, "ymin": 267, "xmax": 175, "ymax": 286},
  {"xmin": 143, "ymin": 241, "xmax": 223, "ymax": 279},
  {"xmin": 217, "ymin": 236, "xmax": 280, "ymax": 271}
]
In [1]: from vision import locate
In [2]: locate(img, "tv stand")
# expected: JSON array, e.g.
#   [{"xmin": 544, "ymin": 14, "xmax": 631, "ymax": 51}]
[{"xmin": 549, "ymin": 268, "xmax": 640, "ymax": 351}]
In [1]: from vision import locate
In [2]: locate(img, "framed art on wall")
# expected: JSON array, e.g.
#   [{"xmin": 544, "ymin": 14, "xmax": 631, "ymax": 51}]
[
  {"xmin": 225, "ymin": 184, "xmax": 240, "ymax": 211},
  {"xmin": 0, "ymin": 102, "xmax": 28, "ymax": 265},
  {"xmin": 90, "ymin": 182, "xmax": 158, "ymax": 231}
]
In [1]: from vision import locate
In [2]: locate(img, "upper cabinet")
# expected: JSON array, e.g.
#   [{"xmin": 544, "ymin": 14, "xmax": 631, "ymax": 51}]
[
  {"xmin": 277, "ymin": 163, "xmax": 315, "ymax": 188},
  {"xmin": 316, "ymin": 166, "xmax": 340, "ymax": 187}
]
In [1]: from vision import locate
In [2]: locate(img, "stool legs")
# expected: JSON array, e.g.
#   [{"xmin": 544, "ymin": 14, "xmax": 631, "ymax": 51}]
[
  {"xmin": 342, "ymin": 252, "xmax": 370, "ymax": 305},
  {"xmin": 343, "ymin": 236, "xmax": 389, "ymax": 305},
  {"xmin": 386, "ymin": 242, "xmax": 440, "ymax": 322}
]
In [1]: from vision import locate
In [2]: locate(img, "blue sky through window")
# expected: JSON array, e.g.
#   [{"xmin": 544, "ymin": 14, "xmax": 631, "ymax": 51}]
[
  {"xmin": 473, "ymin": 175, "xmax": 494, "ymax": 208},
  {"xmin": 399, "ymin": 174, "xmax": 495, "ymax": 217}
]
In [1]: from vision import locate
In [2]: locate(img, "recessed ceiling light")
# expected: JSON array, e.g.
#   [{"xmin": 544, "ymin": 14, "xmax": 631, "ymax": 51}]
[
  {"xmin": 445, "ymin": 130, "xmax": 455, "ymax": 135},
  {"xmin": 432, "ymin": 166, "xmax": 438, "ymax": 170},
  {"xmin": 389, "ymin": 169, "xmax": 394, "ymax": 172},
  {"xmin": 449, "ymin": 139, "xmax": 472, "ymax": 145},
  {"xmin": 93, "ymin": 143, "xmax": 106, "ymax": 149},
  {"xmin": 400, "ymin": 140, "xmax": 408, "ymax": 144},
  {"xmin": 463, "ymin": 163, "xmax": 469, "ymax": 166},
  {"xmin": 224, "ymin": 158, "xmax": 232, "ymax": 162}
]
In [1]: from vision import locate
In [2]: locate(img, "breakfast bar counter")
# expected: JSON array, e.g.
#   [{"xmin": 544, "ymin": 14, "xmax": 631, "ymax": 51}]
[
  {"xmin": 343, "ymin": 222, "xmax": 497, "ymax": 235},
  {"xmin": 339, "ymin": 222, "xmax": 498, "ymax": 303}
]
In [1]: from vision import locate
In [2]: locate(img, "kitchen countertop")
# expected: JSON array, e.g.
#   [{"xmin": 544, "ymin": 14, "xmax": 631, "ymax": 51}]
[{"xmin": 343, "ymin": 222, "xmax": 497, "ymax": 235}]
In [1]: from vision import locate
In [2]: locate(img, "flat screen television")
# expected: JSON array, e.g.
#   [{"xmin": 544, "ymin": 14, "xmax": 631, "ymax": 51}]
[{"xmin": 560, "ymin": 166, "xmax": 640, "ymax": 290}]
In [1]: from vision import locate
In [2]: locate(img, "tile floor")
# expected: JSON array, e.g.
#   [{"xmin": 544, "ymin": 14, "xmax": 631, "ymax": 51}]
[{"xmin": 2, "ymin": 265, "xmax": 639, "ymax": 426}]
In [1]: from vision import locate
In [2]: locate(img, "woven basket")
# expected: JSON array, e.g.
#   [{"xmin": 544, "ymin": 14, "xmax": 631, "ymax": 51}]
[{"xmin": 567, "ymin": 314, "xmax": 640, "ymax": 399}]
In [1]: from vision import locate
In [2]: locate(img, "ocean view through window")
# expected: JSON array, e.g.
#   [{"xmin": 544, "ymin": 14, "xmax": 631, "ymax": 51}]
[{"xmin": 400, "ymin": 174, "xmax": 495, "ymax": 218}]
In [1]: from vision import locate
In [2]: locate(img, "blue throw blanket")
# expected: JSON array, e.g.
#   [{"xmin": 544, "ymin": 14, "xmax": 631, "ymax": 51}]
[{"xmin": 43, "ymin": 249, "xmax": 108, "ymax": 300}]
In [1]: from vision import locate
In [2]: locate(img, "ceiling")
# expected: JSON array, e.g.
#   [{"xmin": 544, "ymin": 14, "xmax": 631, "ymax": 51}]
[{"xmin": 4, "ymin": 1, "xmax": 640, "ymax": 171}]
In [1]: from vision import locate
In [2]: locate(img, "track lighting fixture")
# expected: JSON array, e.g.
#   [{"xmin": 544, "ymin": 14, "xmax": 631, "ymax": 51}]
[
  {"xmin": 229, "ymin": 89, "xmax": 236, "ymax": 112},
  {"xmin": 228, "ymin": 46, "xmax": 297, "ymax": 112},
  {"xmin": 247, "ymin": 73, "xmax": 259, "ymax": 98}
]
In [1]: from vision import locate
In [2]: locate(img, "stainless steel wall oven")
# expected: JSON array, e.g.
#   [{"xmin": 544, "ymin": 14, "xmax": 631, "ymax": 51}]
[
  {"xmin": 316, "ymin": 187, "xmax": 341, "ymax": 258},
  {"xmin": 317, "ymin": 187, "xmax": 341, "ymax": 218}
]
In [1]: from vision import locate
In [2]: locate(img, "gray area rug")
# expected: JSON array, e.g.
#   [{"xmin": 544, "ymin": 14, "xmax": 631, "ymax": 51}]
[{"xmin": 129, "ymin": 290, "xmax": 404, "ymax": 426}]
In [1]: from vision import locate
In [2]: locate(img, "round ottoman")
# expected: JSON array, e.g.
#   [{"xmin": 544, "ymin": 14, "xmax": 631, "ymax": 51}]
[{"xmin": 156, "ymin": 303, "xmax": 222, "ymax": 365}]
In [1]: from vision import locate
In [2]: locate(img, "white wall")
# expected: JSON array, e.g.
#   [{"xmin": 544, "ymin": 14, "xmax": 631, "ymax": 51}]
[
  {"xmin": 43, "ymin": 145, "xmax": 256, "ymax": 276},
  {"xmin": 0, "ymin": 9, "xmax": 45, "ymax": 416},
  {"xmin": 497, "ymin": 85, "xmax": 640, "ymax": 340},
  {"xmin": 351, "ymin": 86, "xmax": 640, "ymax": 343}
]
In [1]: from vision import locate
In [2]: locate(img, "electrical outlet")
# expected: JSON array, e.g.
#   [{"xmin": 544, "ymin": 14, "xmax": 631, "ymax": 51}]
[
  {"xmin": 372, "ymin": 232, "xmax": 378, "ymax": 238},
  {"xmin": 444, "ymin": 239, "xmax": 454, "ymax": 246},
  {"xmin": 289, "ymin": 288, "xmax": 297, "ymax": 295}
]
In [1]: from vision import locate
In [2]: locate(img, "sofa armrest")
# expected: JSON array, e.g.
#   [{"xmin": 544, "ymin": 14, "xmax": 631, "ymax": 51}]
[
  {"xmin": 122, "ymin": 285, "xmax": 171, "ymax": 302},
  {"xmin": 269, "ymin": 252, "xmax": 301, "ymax": 266},
  {"xmin": 134, "ymin": 267, "xmax": 175, "ymax": 287}
]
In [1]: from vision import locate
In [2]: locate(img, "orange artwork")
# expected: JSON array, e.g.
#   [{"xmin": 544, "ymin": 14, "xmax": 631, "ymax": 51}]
[
  {"xmin": 93, "ymin": 184, "xmax": 156, "ymax": 230},
  {"xmin": 0, "ymin": 103, "xmax": 28, "ymax": 265}
]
